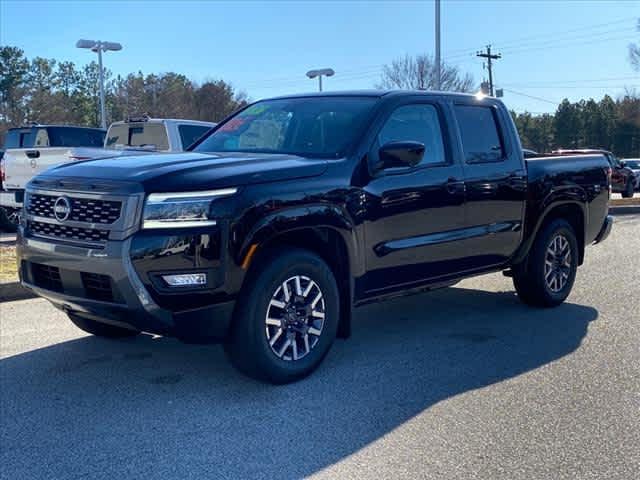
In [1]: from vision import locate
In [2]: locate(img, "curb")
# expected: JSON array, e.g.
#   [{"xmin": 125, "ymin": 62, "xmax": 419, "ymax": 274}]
[
  {"xmin": 0, "ymin": 282, "xmax": 36, "ymax": 303},
  {"xmin": 609, "ymin": 205, "xmax": 640, "ymax": 215}
]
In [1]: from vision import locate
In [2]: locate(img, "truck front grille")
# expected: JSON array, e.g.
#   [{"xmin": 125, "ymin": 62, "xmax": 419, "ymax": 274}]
[
  {"xmin": 27, "ymin": 194, "xmax": 122, "ymax": 224},
  {"xmin": 29, "ymin": 221, "xmax": 109, "ymax": 246}
]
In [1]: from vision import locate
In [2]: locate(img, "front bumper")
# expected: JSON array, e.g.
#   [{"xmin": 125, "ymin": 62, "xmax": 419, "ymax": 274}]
[
  {"xmin": 17, "ymin": 231, "xmax": 235, "ymax": 342},
  {"xmin": 593, "ymin": 214, "xmax": 613, "ymax": 245}
]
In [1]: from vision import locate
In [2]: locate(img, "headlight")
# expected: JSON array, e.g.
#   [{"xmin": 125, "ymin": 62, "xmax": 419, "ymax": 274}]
[{"xmin": 142, "ymin": 188, "xmax": 237, "ymax": 229}]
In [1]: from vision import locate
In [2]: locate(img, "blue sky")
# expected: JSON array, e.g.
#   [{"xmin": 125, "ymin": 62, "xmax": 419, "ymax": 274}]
[{"xmin": 1, "ymin": 0, "xmax": 639, "ymax": 114}]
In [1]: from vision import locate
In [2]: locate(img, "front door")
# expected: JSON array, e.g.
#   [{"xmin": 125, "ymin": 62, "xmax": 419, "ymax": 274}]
[{"xmin": 360, "ymin": 101, "xmax": 466, "ymax": 296}]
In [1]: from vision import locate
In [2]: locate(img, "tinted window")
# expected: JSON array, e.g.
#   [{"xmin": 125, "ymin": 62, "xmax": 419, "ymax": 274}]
[
  {"xmin": 4, "ymin": 129, "xmax": 36, "ymax": 148},
  {"xmin": 178, "ymin": 125, "xmax": 211, "ymax": 149},
  {"xmin": 378, "ymin": 104, "xmax": 446, "ymax": 166},
  {"xmin": 194, "ymin": 97, "xmax": 378, "ymax": 158},
  {"xmin": 46, "ymin": 127, "xmax": 104, "ymax": 147},
  {"xmin": 106, "ymin": 123, "xmax": 169, "ymax": 150},
  {"xmin": 454, "ymin": 105, "xmax": 504, "ymax": 163}
]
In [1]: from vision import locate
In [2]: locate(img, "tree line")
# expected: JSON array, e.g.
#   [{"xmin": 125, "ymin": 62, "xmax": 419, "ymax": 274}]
[
  {"xmin": 0, "ymin": 46, "xmax": 248, "ymax": 145},
  {"xmin": 511, "ymin": 94, "xmax": 640, "ymax": 157},
  {"xmin": 1, "ymin": 45, "xmax": 638, "ymax": 157}
]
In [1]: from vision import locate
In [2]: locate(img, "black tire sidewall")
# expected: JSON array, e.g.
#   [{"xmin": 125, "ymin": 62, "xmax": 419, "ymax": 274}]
[
  {"xmin": 228, "ymin": 248, "xmax": 339, "ymax": 383},
  {"xmin": 531, "ymin": 220, "xmax": 579, "ymax": 305}
]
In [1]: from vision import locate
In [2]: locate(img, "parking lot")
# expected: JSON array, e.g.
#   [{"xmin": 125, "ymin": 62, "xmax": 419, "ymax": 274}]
[{"xmin": 0, "ymin": 213, "xmax": 637, "ymax": 479}]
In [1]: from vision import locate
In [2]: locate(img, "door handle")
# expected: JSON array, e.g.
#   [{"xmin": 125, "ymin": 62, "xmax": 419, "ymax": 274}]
[
  {"xmin": 446, "ymin": 178, "xmax": 465, "ymax": 194},
  {"xmin": 26, "ymin": 150, "xmax": 40, "ymax": 159},
  {"xmin": 507, "ymin": 172, "xmax": 526, "ymax": 188}
]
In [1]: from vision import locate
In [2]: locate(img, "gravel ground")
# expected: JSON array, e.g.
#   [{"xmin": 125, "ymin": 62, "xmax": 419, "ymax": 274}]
[{"xmin": 0, "ymin": 214, "xmax": 638, "ymax": 480}]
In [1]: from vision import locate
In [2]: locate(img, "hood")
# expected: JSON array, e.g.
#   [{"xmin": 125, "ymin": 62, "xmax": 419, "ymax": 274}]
[{"xmin": 39, "ymin": 152, "xmax": 328, "ymax": 191}]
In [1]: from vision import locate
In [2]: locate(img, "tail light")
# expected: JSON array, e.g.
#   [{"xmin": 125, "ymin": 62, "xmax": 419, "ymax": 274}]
[
  {"xmin": 606, "ymin": 167, "xmax": 612, "ymax": 196},
  {"xmin": 0, "ymin": 160, "xmax": 5, "ymax": 183}
]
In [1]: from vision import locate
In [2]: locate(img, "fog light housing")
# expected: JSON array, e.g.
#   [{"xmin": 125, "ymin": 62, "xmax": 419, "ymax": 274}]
[{"xmin": 162, "ymin": 273, "xmax": 207, "ymax": 287}]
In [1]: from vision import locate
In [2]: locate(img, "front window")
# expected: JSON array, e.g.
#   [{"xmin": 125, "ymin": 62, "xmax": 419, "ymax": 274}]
[{"xmin": 193, "ymin": 96, "xmax": 378, "ymax": 158}]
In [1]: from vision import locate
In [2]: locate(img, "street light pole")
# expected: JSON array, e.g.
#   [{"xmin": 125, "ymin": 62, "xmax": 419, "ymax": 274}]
[
  {"xmin": 96, "ymin": 47, "xmax": 106, "ymax": 129},
  {"xmin": 76, "ymin": 39, "xmax": 122, "ymax": 129},
  {"xmin": 435, "ymin": 0, "xmax": 441, "ymax": 90},
  {"xmin": 306, "ymin": 68, "xmax": 335, "ymax": 92}
]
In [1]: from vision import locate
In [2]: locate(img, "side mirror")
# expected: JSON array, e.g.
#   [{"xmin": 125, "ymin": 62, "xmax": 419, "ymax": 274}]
[
  {"xmin": 619, "ymin": 161, "xmax": 626, "ymax": 168},
  {"xmin": 377, "ymin": 141, "xmax": 425, "ymax": 170}
]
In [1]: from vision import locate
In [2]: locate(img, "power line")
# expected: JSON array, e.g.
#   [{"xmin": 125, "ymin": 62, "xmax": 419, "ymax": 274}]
[
  {"xmin": 501, "ymin": 88, "xmax": 560, "ymax": 105},
  {"xmin": 442, "ymin": 16, "xmax": 636, "ymax": 57}
]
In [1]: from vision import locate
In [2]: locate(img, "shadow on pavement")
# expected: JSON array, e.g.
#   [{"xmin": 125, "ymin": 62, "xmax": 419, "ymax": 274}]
[{"xmin": 0, "ymin": 287, "xmax": 597, "ymax": 479}]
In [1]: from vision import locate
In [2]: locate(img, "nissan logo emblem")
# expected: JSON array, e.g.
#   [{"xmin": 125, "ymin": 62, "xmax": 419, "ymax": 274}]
[{"xmin": 53, "ymin": 197, "xmax": 71, "ymax": 222}]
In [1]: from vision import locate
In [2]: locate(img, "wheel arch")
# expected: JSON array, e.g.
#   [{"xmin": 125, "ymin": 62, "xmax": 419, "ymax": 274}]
[
  {"xmin": 237, "ymin": 206, "xmax": 359, "ymax": 339},
  {"xmin": 514, "ymin": 200, "xmax": 586, "ymax": 266}
]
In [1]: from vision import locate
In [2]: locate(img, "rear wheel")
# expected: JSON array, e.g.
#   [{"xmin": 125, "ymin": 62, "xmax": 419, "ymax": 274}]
[
  {"xmin": 622, "ymin": 179, "xmax": 634, "ymax": 198},
  {"xmin": 224, "ymin": 248, "xmax": 339, "ymax": 384},
  {"xmin": 513, "ymin": 219, "xmax": 578, "ymax": 308},
  {"xmin": 68, "ymin": 313, "xmax": 140, "ymax": 338}
]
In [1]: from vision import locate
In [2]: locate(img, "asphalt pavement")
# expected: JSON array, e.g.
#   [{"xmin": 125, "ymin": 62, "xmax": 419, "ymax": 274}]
[{"xmin": 1, "ymin": 215, "xmax": 638, "ymax": 479}]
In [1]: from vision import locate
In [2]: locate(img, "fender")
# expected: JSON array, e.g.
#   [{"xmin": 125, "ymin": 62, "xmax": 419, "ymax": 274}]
[
  {"xmin": 234, "ymin": 203, "xmax": 360, "ymax": 339},
  {"xmin": 236, "ymin": 202, "xmax": 362, "ymax": 277},
  {"xmin": 511, "ymin": 191, "xmax": 587, "ymax": 266}
]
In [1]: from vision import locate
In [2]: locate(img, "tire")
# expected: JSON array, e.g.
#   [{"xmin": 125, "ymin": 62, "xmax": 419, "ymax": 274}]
[
  {"xmin": 622, "ymin": 179, "xmax": 634, "ymax": 198},
  {"xmin": 224, "ymin": 247, "xmax": 339, "ymax": 384},
  {"xmin": 512, "ymin": 219, "xmax": 578, "ymax": 308},
  {"xmin": 0, "ymin": 207, "xmax": 18, "ymax": 233},
  {"xmin": 68, "ymin": 313, "xmax": 140, "ymax": 338}
]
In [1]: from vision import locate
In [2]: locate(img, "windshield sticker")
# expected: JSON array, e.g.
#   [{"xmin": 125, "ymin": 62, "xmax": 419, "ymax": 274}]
[
  {"xmin": 244, "ymin": 104, "xmax": 270, "ymax": 116},
  {"xmin": 218, "ymin": 117, "xmax": 249, "ymax": 132}
]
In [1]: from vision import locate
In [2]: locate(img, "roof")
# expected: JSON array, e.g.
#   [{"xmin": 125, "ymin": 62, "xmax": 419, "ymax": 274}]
[
  {"xmin": 109, "ymin": 118, "xmax": 216, "ymax": 126},
  {"xmin": 266, "ymin": 89, "xmax": 487, "ymax": 101},
  {"xmin": 8, "ymin": 125, "xmax": 105, "ymax": 131}
]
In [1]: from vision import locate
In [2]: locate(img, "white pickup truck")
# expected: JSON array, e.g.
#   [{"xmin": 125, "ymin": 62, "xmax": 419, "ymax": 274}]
[{"xmin": 0, "ymin": 118, "xmax": 215, "ymax": 230}]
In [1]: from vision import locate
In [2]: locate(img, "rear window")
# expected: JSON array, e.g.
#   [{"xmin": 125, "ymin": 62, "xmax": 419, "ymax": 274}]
[
  {"xmin": 3, "ymin": 127, "xmax": 104, "ymax": 148},
  {"xmin": 46, "ymin": 127, "xmax": 105, "ymax": 147},
  {"xmin": 106, "ymin": 123, "xmax": 170, "ymax": 150},
  {"xmin": 178, "ymin": 125, "xmax": 212, "ymax": 149},
  {"xmin": 454, "ymin": 105, "xmax": 505, "ymax": 163},
  {"xmin": 5, "ymin": 129, "xmax": 36, "ymax": 148}
]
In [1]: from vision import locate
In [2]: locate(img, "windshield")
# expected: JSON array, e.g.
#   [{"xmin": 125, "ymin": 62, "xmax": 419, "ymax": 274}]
[
  {"xmin": 193, "ymin": 96, "xmax": 378, "ymax": 158},
  {"xmin": 105, "ymin": 123, "xmax": 170, "ymax": 150}
]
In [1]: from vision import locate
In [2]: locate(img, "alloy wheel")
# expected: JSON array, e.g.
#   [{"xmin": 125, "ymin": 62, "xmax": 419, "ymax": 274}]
[
  {"xmin": 544, "ymin": 233, "xmax": 572, "ymax": 293},
  {"xmin": 265, "ymin": 275, "xmax": 325, "ymax": 361}
]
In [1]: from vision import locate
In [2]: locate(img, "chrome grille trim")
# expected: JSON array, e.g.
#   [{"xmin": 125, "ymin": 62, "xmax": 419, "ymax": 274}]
[
  {"xmin": 27, "ymin": 194, "xmax": 122, "ymax": 224},
  {"xmin": 24, "ymin": 187, "xmax": 144, "ymax": 247}
]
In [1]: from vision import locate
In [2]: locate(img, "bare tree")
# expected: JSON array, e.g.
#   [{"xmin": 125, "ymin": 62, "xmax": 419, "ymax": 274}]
[
  {"xmin": 629, "ymin": 19, "xmax": 640, "ymax": 71},
  {"xmin": 377, "ymin": 54, "xmax": 475, "ymax": 92}
]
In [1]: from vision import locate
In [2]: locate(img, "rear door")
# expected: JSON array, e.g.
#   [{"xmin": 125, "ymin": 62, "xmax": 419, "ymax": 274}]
[
  {"xmin": 452, "ymin": 101, "xmax": 527, "ymax": 269},
  {"xmin": 361, "ymin": 98, "xmax": 467, "ymax": 295}
]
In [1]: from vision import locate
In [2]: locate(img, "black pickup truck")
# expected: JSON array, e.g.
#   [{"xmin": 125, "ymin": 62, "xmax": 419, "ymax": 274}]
[{"xmin": 17, "ymin": 91, "xmax": 612, "ymax": 383}]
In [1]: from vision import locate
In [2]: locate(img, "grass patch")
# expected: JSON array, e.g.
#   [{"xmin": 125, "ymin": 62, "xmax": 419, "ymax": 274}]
[{"xmin": 0, "ymin": 246, "xmax": 18, "ymax": 283}]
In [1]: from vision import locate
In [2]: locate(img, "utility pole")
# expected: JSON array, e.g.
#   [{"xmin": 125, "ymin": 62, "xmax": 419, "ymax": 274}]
[
  {"xmin": 476, "ymin": 45, "xmax": 501, "ymax": 96},
  {"xmin": 435, "ymin": 0, "xmax": 441, "ymax": 90}
]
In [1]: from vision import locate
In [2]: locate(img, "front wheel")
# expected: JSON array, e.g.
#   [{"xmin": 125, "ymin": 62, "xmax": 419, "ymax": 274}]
[
  {"xmin": 224, "ymin": 248, "xmax": 339, "ymax": 384},
  {"xmin": 512, "ymin": 219, "xmax": 578, "ymax": 308}
]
